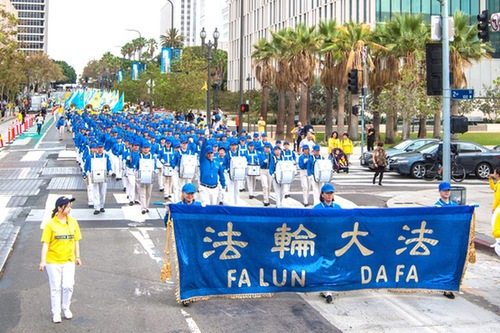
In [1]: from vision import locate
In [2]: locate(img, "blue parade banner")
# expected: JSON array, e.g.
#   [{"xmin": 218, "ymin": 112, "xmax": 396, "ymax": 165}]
[
  {"xmin": 160, "ymin": 48, "xmax": 171, "ymax": 73},
  {"xmin": 169, "ymin": 205, "xmax": 474, "ymax": 302},
  {"xmin": 117, "ymin": 70, "xmax": 123, "ymax": 82}
]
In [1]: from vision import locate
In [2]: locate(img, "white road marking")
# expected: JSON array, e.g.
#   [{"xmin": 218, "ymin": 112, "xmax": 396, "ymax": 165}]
[{"xmin": 181, "ymin": 309, "xmax": 202, "ymax": 333}]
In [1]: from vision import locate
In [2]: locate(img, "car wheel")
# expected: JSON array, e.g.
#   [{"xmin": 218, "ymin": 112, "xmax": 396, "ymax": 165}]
[
  {"xmin": 475, "ymin": 162, "xmax": 492, "ymax": 179},
  {"xmin": 410, "ymin": 162, "xmax": 426, "ymax": 179}
]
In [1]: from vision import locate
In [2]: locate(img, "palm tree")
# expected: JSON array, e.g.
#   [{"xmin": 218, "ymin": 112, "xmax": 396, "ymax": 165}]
[
  {"xmin": 121, "ymin": 43, "xmax": 134, "ymax": 59},
  {"xmin": 251, "ymin": 38, "xmax": 275, "ymax": 121},
  {"xmin": 160, "ymin": 28, "xmax": 185, "ymax": 49},
  {"xmin": 145, "ymin": 38, "xmax": 158, "ymax": 60},
  {"xmin": 318, "ymin": 20, "xmax": 340, "ymax": 140},
  {"xmin": 448, "ymin": 11, "xmax": 493, "ymax": 138},
  {"xmin": 335, "ymin": 22, "xmax": 374, "ymax": 140},
  {"xmin": 279, "ymin": 24, "xmax": 321, "ymax": 125}
]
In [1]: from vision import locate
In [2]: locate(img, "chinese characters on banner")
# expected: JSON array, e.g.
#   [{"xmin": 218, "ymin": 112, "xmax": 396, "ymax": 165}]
[{"xmin": 169, "ymin": 205, "xmax": 474, "ymax": 302}]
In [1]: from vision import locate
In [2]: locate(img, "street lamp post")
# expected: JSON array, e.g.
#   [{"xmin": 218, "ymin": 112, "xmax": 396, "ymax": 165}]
[
  {"xmin": 200, "ymin": 27, "xmax": 219, "ymax": 124},
  {"xmin": 165, "ymin": 0, "xmax": 174, "ymax": 49},
  {"xmin": 246, "ymin": 75, "xmax": 251, "ymax": 132},
  {"xmin": 125, "ymin": 29, "xmax": 142, "ymax": 61}
]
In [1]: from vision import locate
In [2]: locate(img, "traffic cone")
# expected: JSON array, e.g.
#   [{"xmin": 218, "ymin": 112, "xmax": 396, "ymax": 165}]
[{"xmin": 0, "ymin": 134, "xmax": 4, "ymax": 147}]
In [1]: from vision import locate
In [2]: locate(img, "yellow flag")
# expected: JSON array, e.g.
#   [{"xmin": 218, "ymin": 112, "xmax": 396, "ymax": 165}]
[{"xmin": 201, "ymin": 81, "xmax": 208, "ymax": 91}]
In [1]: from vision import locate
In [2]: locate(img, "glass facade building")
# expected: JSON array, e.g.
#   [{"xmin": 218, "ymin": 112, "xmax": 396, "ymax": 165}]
[{"xmin": 11, "ymin": 0, "xmax": 48, "ymax": 54}]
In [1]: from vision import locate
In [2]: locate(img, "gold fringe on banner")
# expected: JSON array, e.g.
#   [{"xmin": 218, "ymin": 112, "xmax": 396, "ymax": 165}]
[
  {"xmin": 467, "ymin": 211, "xmax": 477, "ymax": 264},
  {"xmin": 160, "ymin": 210, "xmax": 172, "ymax": 283}
]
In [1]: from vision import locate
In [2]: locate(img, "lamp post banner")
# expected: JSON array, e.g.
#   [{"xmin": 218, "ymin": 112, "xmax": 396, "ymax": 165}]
[
  {"xmin": 168, "ymin": 205, "xmax": 474, "ymax": 302},
  {"xmin": 160, "ymin": 47, "xmax": 172, "ymax": 73}
]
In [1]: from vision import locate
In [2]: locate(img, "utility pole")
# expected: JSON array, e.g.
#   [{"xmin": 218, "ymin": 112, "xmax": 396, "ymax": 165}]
[{"xmin": 441, "ymin": 0, "xmax": 451, "ymax": 182}]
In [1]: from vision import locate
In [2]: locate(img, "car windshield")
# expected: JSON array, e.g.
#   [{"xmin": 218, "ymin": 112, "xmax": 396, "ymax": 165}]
[
  {"xmin": 417, "ymin": 142, "xmax": 439, "ymax": 153},
  {"xmin": 392, "ymin": 140, "xmax": 412, "ymax": 150}
]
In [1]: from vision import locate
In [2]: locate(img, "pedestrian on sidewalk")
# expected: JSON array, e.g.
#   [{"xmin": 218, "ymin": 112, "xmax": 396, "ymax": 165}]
[
  {"xmin": 489, "ymin": 167, "xmax": 500, "ymax": 257},
  {"xmin": 340, "ymin": 133, "xmax": 353, "ymax": 163},
  {"xmin": 39, "ymin": 196, "xmax": 82, "ymax": 323},
  {"xmin": 56, "ymin": 116, "xmax": 65, "ymax": 140},
  {"xmin": 434, "ymin": 181, "xmax": 457, "ymax": 299},
  {"xmin": 372, "ymin": 141, "xmax": 387, "ymax": 186},
  {"xmin": 35, "ymin": 113, "xmax": 44, "ymax": 135}
]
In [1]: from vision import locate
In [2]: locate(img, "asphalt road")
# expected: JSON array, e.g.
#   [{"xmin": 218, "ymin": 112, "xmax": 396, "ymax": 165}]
[{"xmin": 0, "ymin": 114, "xmax": 498, "ymax": 333}]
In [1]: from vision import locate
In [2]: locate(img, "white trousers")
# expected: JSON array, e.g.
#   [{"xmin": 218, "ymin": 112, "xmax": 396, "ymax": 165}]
[
  {"xmin": 246, "ymin": 175, "xmax": 257, "ymax": 197},
  {"xmin": 91, "ymin": 182, "xmax": 107, "ymax": 210},
  {"xmin": 299, "ymin": 170, "xmax": 311, "ymax": 205},
  {"xmin": 199, "ymin": 185, "xmax": 219, "ymax": 205},
  {"xmin": 272, "ymin": 179, "xmax": 285, "ymax": 208},
  {"xmin": 45, "ymin": 262, "xmax": 75, "ymax": 316},
  {"xmin": 310, "ymin": 177, "xmax": 324, "ymax": 206},
  {"xmin": 139, "ymin": 183, "xmax": 153, "ymax": 210},
  {"xmin": 260, "ymin": 169, "xmax": 272, "ymax": 204},
  {"xmin": 226, "ymin": 177, "xmax": 241, "ymax": 206}
]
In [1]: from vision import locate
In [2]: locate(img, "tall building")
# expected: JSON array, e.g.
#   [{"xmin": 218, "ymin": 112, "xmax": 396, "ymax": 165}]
[
  {"xmin": 227, "ymin": 0, "xmax": 500, "ymax": 94},
  {"xmin": 197, "ymin": 0, "xmax": 229, "ymax": 50},
  {"xmin": 160, "ymin": 0, "xmax": 198, "ymax": 47},
  {"xmin": 10, "ymin": 0, "xmax": 48, "ymax": 54}
]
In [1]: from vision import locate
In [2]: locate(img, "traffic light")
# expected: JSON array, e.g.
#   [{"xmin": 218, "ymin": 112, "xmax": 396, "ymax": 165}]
[
  {"xmin": 240, "ymin": 103, "xmax": 249, "ymax": 113},
  {"xmin": 451, "ymin": 116, "xmax": 468, "ymax": 134},
  {"xmin": 352, "ymin": 105, "xmax": 359, "ymax": 116},
  {"xmin": 347, "ymin": 69, "xmax": 359, "ymax": 94},
  {"xmin": 426, "ymin": 43, "xmax": 442, "ymax": 96},
  {"xmin": 477, "ymin": 10, "xmax": 489, "ymax": 42}
]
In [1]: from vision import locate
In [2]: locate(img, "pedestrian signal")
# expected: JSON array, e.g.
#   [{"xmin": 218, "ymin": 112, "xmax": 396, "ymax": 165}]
[
  {"xmin": 240, "ymin": 103, "xmax": 249, "ymax": 113},
  {"xmin": 352, "ymin": 105, "xmax": 359, "ymax": 116},
  {"xmin": 477, "ymin": 10, "xmax": 489, "ymax": 42}
]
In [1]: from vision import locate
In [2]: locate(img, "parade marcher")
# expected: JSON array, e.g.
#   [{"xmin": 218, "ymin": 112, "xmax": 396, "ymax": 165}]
[
  {"xmin": 159, "ymin": 139, "xmax": 179, "ymax": 201},
  {"xmin": 82, "ymin": 143, "xmax": 97, "ymax": 207},
  {"xmin": 39, "ymin": 196, "xmax": 82, "ymax": 323},
  {"xmin": 135, "ymin": 143, "xmax": 158, "ymax": 214},
  {"xmin": 313, "ymin": 183, "xmax": 341, "ymax": 303},
  {"xmin": 327, "ymin": 131, "xmax": 341, "ymax": 155},
  {"xmin": 215, "ymin": 146, "xmax": 228, "ymax": 205},
  {"xmin": 282, "ymin": 141, "xmax": 296, "ymax": 199},
  {"xmin": 198, "ymin": 142, "xmax": 226, "ymax": 205},
  {"xmin": 83, "ymin": 142, "xmax": 112, "ymax": 215},
  {"xmin": 111, "ymin": 135, "xmax": 125, "ymax": 182},
  {"xmin": 298, "ymin": 146, "xmax": 312, "ymax": 207},
  {"xmin": 56, "ymin": 116, "xmax": 65, "ymax": 141},
  {"xmin": 259, "ymin": 142, "xmax": 275, "ymax": 206},
  {"xmin": 178, "ymin": 183, "xmax": 202, "ymax": 205},
  {"xmin": 488, "ymin": 167, "xmax": 500, "ymax": 257},
  {"xmin": 307, "ymin": 145, "xmax": 325, "ymax": 207},
  {"xmin": 372, "ymin": 141, "xmax": 387, "ymax": 186},
  {"xmin": 245, "ymin": 142, "xmax": 260, "ymax": 199},
  {"xmin": 225, "ymin": 140, "xmax": 245, "ymax": 205},
  {"xmin": 291, "ymin": 122, "xmax": 303, "ymax": 152},
  {"xmin": 270, "ymin": 145, "xmax": 286, "ymax": 208},
  {"xmin": 300, "ymin": 129, "xmax": 316, "ymax": 151},
  {"xmin": 434, "ymin": 181, "xmax": 458, "ymax": 299},
  {"xmin": 341, "ymin": 133, "xmax": 354, "ymax": 163},
  {"xmin": 35, "ymin": 113, "xmax": 44, "ymax": 135},
  {"xmin": 123, "ymin": 141, "xmax": 141, "ymax": 206},
  {"xmin": 366, "ymin": 124, "xmax": 376, "ymax": 151},
  {"xmin": 174, "ymin": 137, "xmax": 197, "ymax": 201}
]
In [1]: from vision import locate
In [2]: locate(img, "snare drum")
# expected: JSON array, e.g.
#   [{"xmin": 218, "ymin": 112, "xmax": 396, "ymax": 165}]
[
  {"xmin": 313, "ymin": 159, "xmax": 333, "ymax": 183},
  {"xmin": 230, "ymin": 156, "xmax": 248, "ymax": 181},
  {"xmin": 139, "ymin": 158, "xmax": 155, "ymax": 184},
  {"xmin": 91, "ymin": 158, "xmax": 106, "ymax": 183},
  {"xmin": 179, "ymin": 154, "xmax": 197, "ymax": 179},
  {"xmin": 163, "ymin": 165, "xmax": 174, "ymax": 177},
  {"xmin": 274, "ymin": 160, "xmax": 296, "ymax": 184},
  {"xmin": 246, "ymin": 165, "xmax": 260, "ymax": 176}
]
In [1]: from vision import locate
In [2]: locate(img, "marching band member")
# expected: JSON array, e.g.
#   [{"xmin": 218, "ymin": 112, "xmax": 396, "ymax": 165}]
[
  {"xmin": 82, "ymin": 142, "xmax": 97, "ymax": 207},
  {"xmin": 135, "ymin": 143, "xmax": 157, "ymax": 214},
  {"xmin": 198, "ymin": 142, "xmax": 226, "ymax": 205},
  {"xmin": 237, "ymin": 136, "xmax": 248, "ymax": 191},
  {"xmin": 83, "ymin": 142, "xmax": 112, "ymax": 215},
  {"xmin": 215, "ymin": 146, "xmax": 228, "ymax": 205},
  {"xmin": 174, "ymin": 137, "xmax": 197, "ymax": 200},
  {"xmin": 308, "ymin": 145, "xmax": 325, "ymax": 206},
  {"xmin": 111, "ymin": 135, "xmax": 125, "ymax": 182},
  {"xmin": 259, "ymin": 143, "xmax": 275, "ymax": 207},
  {"xmin": 159, "ymin": 139, "xmax": 178, "ymax": 201},
  {"xmin": 270, "ymin": 145, "xmax": 286, "ymax": 208},
  {"xmin": 298, "ymin": 146, "xmax": 312, "ymax": 207},
  {"xmin": 281, "ymin": 141, "xmax": 296, "ymax": 199},
  {"xmin": 123, "ymin": 141, "xmax": 141, "ymax": 206},
  {"xmin": 245, "ymin": 142, "xmax": 260, "ymax": 199},
  {"xmin": 225, "ymin": 140, "xmax": 244, "ymax": 206},
  {"xmin": 178, "ymin": 183, "xmax": 202, "ymax": 205}
]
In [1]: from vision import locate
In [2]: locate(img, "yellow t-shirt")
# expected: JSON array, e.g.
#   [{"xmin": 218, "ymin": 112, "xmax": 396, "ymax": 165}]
[
  {"xmin": 258, "ymin": 120, "xmax": 266, "ymax": 132},
  {"xmin": 41, "ymin": 216, "xmax": 81, "ymax": 264},
  {"xmin": 341, "ymin": 139, "xmax": 353, "ymax": 154},
  {"xmin": 489, "ymin": 177, "xmax": 500, "ymax": 211},
  {"xmin": 328, "ymin": 138, "xmax": 341, "ymax": 154}
]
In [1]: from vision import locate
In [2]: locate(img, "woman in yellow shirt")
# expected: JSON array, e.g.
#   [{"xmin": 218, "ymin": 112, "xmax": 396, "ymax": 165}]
[
  {"xmin": 327, "ymin": 131, "xmax": 341, "ymax": 154},
  {"xmin": 39, "ymin": 196, "xmax": 82, "ymax": 323},
  {"xmin": 340, "ymin": 133, "xmax": 354, "ymax": 163},
  {"xmin": 257, "ymin": 116, "xmax": 266, "ymax": 134}
]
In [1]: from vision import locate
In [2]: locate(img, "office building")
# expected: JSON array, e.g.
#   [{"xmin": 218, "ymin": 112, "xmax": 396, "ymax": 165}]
[
  {"xmin": 11, "ymin": 0, "xmax": 48, "ymax": 54},
  {"xmin": 160, "ymin": 0, "xmax": 198, "ymax": 47},
  {"xmin": 227, "ymin": 0, "xmax": 500, "ymax": 94}
]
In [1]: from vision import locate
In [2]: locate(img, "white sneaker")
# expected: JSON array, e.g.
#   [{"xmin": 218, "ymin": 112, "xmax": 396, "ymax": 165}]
[
  {"xmin": 52, "ymin": 314, "xmax": 62, "ymax": 323},
  {"xmin": 63, "ymin": 309, "xmax": 73, "ymax": 319}
]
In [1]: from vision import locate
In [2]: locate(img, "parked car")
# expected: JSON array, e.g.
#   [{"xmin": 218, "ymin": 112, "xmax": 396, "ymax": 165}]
[
  {"xmin": 360, "ymin": 138, "xmax": 439, "ymax": 169},
  {"xmin": 388, "ymin": 141, "xmax": 500, "ymax": 179}
]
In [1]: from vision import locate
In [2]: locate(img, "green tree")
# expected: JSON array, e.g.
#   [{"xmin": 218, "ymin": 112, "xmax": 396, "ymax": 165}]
[
  {"xmin": 160, "ymin": 28, "xmax": 185, "ymax": 49},
  {"xmin": 53, "ymin": 60, "xmax": 77, "ymax": 84},
  {"xmin": 251, "ymin": 38, "xmax": 275, "ymax": 121}
]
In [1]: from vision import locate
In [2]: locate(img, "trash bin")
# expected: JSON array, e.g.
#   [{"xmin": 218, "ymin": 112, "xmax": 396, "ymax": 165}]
[{"xmin": 450, "ymin": 186, "xmax": 466, "ymax": 205}]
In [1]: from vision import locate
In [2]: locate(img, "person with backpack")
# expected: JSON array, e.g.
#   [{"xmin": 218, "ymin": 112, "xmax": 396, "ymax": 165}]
[{"xmin": 372, "ymin": 141, "xmax": 387, "ymax": 186}]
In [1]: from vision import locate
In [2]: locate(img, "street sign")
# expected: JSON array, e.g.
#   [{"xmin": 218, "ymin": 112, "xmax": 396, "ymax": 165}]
[
  {"xmin": 451, "ymin": 89, "xmax": 474, "ymax": 100},
  {"xmin": 491, "ymin": 12, "xmax": 500, "ymax": 32}
]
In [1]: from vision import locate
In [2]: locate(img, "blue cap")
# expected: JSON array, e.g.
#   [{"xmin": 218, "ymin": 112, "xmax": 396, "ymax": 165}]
[
  {"xmin": 321, "ymin": 183, "xmax": 335, "ymax": 193},
  {"xmin": 438, "ymin": 181, "xmax": 451, "ymax": 191},
  {"xmin": 239, "ymin": 137, "xmax": 246, "ymax": 141},
  {"xmin": 313, "ymin": 145, "xmax": 320, "ymax": 151},
  {"xmin": 89, "ymin": 143, "xmax": 97, "ymax": 149},
  {"xmin": 261, "ymin": 133, "xmax": 267, "ymax": 137},
  {"xmin": 248, "ymin": 142, "xmax": 255, "ymax": 146},
  {"xmin": 205, "ymin": 145, "xmax": 214, "ymax": 154},
  {"xmin": 253, "ymin": 133, "xmax": 259, "ymax": 138},
  {"xmin": 182, "ymin": 183, "xmax": 196, "ymax": 194},
  {"xmin": 284, "ymin": 141, "xmax": 289, "ymax": 145},
  {"xmin": 264, "ymin": 142, "xmax": 272, "ymax": 148},
  {"xmin": 142, "ymin": 143, "xmax": 151, "ymax": 148},
  {"xmin": 275, "ymin": 139, "xmax": 281, "ymax": 144},
  {"xmin": 97, "ymin": 142, "xmax": 104, "ymax": 147}
]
